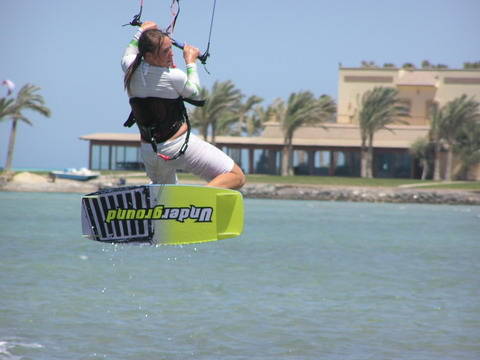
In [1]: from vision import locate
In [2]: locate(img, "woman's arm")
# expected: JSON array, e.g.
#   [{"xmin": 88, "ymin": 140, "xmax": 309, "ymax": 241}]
[
  {"xmin": 171, "ymin": 45, "xmax": 203, "ymax": 100},
  {"xmin": 121, "ymin": 29, "xmax": 142, "ymax": 72},
  {"xmin": 121, "ymin": 22, "xmax": 157, "ymax": 72}
]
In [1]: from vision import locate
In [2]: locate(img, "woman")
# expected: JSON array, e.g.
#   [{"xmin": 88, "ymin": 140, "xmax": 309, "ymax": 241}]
[{"xmin": 121, "ymin": 21, "xmax": 245, "ymax": 189}]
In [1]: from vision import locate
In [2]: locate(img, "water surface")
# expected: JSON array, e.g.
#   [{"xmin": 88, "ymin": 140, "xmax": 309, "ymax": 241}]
[{"xmin": 1, "ymin": 192, "xmax": 479, "ymax": 359}]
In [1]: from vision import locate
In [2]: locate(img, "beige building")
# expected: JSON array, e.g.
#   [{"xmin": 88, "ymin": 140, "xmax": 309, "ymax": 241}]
[
  {"xmin": 81, "ymin": 67, "xmax": 480, "ymax": 179},
  {"xmin": 338, "ymin": 67, "xmax": 480, "ymax": 125}
]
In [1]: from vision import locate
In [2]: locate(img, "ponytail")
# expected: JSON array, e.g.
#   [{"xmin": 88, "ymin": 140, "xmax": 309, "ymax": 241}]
[
  {"xmin": 123, "ymin": 29, "xmax": 167, "ymax": 93},
  {"xmin": 124, "ymin": 53, "xmax": 143, "ymax": 93}
]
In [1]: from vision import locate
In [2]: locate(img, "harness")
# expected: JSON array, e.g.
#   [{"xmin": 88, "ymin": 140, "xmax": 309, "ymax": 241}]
[{"xmin": 124, "ymin": 97, "xmax": 205, "ymax": 160}]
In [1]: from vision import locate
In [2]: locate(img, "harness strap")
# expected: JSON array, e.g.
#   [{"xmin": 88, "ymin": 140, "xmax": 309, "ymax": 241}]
[
  {"xmin": 124, "ymin": 97, "xmax": 205, "ymax": 161},
  {"xmin": 155, "ymin": 105, "xmax": 191, "ymax": 161}
]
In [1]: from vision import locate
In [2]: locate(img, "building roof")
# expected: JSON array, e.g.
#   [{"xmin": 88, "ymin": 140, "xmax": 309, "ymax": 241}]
[
  {"xmin": 80, "ymin": 133, "xmax": 140, "ymax": 142},
  {"xmin": 80, "ymin": 122, "xmax": 430, "ymax": 150},
  {"xmin": 217, "ymin": 122, "xmax": 429, "ymax": 149},
  {"xmin": 396, "ymin": 71, "xmax": 438, "ymax": 87}
]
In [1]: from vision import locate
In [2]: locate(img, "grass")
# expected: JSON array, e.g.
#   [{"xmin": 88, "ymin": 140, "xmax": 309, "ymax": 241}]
[
  {"xmin": 177, "ymin": 173, "xmax": 480, "ymax": 190},
  {"xmin": 242, "ymin": 174, "xmax": 427, "ymax": 187},
  {"xmin": 3, "ymin": 169, "xmax": 479, "ymax": 191}
]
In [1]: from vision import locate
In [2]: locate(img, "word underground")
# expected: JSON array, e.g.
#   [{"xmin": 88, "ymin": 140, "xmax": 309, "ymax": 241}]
[{"xmin": 105, "ymin": 205, "xmax": 213, "ymax": 223}]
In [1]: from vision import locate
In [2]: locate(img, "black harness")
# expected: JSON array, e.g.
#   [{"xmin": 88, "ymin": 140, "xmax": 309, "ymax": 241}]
[{"xmin": 124, "ymin": 97, "xmax": 205, "ymax": 160}]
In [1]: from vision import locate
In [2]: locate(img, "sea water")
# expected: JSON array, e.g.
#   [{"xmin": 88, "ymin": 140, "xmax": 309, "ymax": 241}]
[{"xmin": 0, "ymin": 192, "xmax": 479, "ymax": 360}]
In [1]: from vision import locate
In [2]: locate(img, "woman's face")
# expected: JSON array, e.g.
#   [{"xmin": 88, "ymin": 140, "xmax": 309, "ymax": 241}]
[{"xmin": 145, "ymin": 36, "xmax": 174, "ymax": 67}]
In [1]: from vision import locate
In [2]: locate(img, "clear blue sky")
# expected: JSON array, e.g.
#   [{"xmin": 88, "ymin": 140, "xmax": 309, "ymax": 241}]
[{"xmin": 1, "ymin": 0, "xmax": 479, "ymax": 170}]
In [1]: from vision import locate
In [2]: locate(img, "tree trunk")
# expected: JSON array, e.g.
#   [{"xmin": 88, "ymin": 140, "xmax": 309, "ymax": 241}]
[
  {"xmin": 360, "ymin": 136, "xmax": 368, "ymax": 178},
  {"xmin": 4, "ymin": 119, "xmax": 18, "ymax": 172},
  {"xmin": 421, "ymin": 159, "xmax": 429, "ymax": 180},
  {"xmin": 211, "ymin": 123, "xmax": 216, "ymax": 145},
  {"xmin": 288, "ymin": 150, "xmax": 295, "ymax": 175},
  {"xmin": 360, "ymin": 147, "xmax": 368, "ymax": 178},
  {"xmin": 281, "ymin": 137, "xmax": 294, "ymax": 176},
  {"xmin": 201, "ymin": 125, "xmax": 208, "ymax": 141},
  {"xmin": 367, "ymin": 135, "xmax": 374, "ymax": 178},
  {"xmin": 445, "ymin": 144, "xmax": 454, "ymax": 181},
  {"xmin": 281, "ymin": 145, "xmax": 289, "ymax": 176},
  {"xmin": 433, "ymin": 140, "xmax": 442, "ymax": 181}
]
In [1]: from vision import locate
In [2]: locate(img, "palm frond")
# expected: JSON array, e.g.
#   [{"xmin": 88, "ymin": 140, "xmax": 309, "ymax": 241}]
[
  {"xmin": 188, "ymin": 81, "xmax": 242, "ymax": 141},
  {"xmin": 0, "ymin": 97, "xmax": 15, "ymax": 121},
  {"xmin": 359, "ymin": 86, "xmax": 409, "ymax": 136},
  {"xmin": 440, "ymin": 94, "xmax": 480, "ymax": 143},
  {"xmin": 14, "ymin": 84, "xmax": 51, "ymax": 119},
  {"xmin": 282, "ymin": 91, "xmax": 335, "ymax": 137}
]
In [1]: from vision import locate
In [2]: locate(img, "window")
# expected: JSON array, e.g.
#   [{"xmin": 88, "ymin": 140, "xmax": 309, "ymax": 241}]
[
  {"xmin": 99, "ymin": 145, "xmax": 110, "ymax": 170},
  {"xmin": 113, "ymin": 146, "xmax": 142, "ymax": 170},
  {"xmin": 426, "ymin": 100, "xmax": 438, "ymax": 120},
  {"xmin": 91, "ymin": 145, "xmax": 111, "ymax": 170},
  {"xmin": 399, "ymin": 98, "xmax": 412, "ymax": 114},
  {"xmin": 374, "ymin": 151, "xmax": 412, "ymax": 178}
]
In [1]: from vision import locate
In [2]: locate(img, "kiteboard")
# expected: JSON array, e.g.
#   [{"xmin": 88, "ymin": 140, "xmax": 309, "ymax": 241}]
[{"xmin": 81, "ymin": 185, "xmax": 244, "ymax": 245}]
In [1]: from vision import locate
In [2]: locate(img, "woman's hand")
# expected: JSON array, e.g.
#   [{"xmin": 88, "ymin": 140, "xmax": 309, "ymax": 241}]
[
  {"xmin": 140, "ymin": 21, "xmax": 158, "ymax": 31},
  {"xmin": 183, "ymin": 44, "xmax": 201, "ymax": 64}
]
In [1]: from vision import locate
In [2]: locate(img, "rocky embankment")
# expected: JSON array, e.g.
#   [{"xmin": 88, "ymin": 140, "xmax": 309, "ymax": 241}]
[
  {"xmin": 1, "ymin": 172, "xmax": 479, "ymax": 205},
  {"xmin": 241, "ymin": 183, "xmax": 480, "ymax": 205}
]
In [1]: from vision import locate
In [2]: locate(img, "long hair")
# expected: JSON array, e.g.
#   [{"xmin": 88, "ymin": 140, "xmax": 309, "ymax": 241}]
[{"xmin": 124, "ymin": 29, "xmax": 168, "ymax": 92}]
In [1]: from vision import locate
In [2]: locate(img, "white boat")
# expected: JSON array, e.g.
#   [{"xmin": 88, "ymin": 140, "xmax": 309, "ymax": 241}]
[{"xmin": 50, "ymin": 168, "xmax": 100, "ymax": 181}]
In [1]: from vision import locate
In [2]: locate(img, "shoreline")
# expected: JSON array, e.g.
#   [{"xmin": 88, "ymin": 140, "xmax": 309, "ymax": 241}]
[
  {"xmin": 1, "ymin": 172, "xmax": 479, "ymax": 205},
  {"xmin": 241, "ymin": 183, "xmax": 480, "ymax": 205}
]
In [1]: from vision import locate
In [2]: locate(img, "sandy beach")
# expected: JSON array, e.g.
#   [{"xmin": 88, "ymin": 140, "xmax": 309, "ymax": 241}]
[{"xmin": 1, "ymin": 172, "xmax": 479, "ymax": 205}]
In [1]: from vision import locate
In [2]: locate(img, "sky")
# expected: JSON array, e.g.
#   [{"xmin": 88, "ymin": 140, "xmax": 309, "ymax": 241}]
[{"xmin": 0, "ymin": 0, "xmax": 479, "ymax": 170}]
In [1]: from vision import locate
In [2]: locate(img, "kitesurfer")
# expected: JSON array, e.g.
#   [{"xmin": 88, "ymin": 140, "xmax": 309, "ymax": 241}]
[{"xmin": 122, "ymin": 21, "xmax": 245, "ymax": 189}]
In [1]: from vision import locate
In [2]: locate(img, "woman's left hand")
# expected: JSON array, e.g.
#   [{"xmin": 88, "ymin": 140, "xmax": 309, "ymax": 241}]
[
  {"xmin": 183, "ymin": 44, "xmax": 201, "ymax": 64},
  {"xmin": 140, "ymin": 21, "xmax": 158, "ymax": 31}
]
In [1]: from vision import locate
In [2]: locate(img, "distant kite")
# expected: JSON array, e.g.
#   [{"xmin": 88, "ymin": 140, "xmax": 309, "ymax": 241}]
[{"xmin": 2, "ymin": 79, "xmax": 15, "ymax": 95}]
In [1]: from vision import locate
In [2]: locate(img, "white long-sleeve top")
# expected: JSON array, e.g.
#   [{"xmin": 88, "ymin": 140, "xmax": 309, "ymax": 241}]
[{"xmin": 121, "ymin": 29, "xmax": 202, "ymax": 101}]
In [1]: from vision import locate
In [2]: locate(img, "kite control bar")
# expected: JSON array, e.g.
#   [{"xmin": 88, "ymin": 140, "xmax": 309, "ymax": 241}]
[
  {"xmin": 123, "ymin": 0, "xmax": 215, "ymax": 68},
  {"xmin": 171, "ymin": 40, "xmax": 210, "ymax": 65},
  {"xmin": 123, "ymin": 18, "xmax": 210, "ymax": 65}
]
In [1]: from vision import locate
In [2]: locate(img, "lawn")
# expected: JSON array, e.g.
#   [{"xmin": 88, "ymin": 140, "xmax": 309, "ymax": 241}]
[
  {"xmin": 177, "ymin": 173, "xmax": 480, "ymax": 190},
  {"xmin": 4, "ymin": 170, "xmax": 479, "ymax": 191},
  {"xmin": 96, "ymin": 172, "xmax": 480, "ymax": 190}
]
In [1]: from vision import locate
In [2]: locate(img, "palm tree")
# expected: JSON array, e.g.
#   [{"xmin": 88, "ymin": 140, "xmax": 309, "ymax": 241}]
[
  {"xmin": 0, "ymin": 97, "xmax": 15, "ymax": 121},
  {"xmin": 438, "ymin": 95, "xmax": 480, "ymax": 180},
  {"xmin": 188, "ymin": 87, "xmax": 210, "ymax": 139},
  {"xmin": 454, "ymin": 117, "xmax": 480, "ymax": 180},
  {"xmin": 270, "ymin": 92, "xmax": 336, "ymax": 176},
  {"xmin": 245, "ymin": 104, "xmax": 269, "ymax": 136},
  {"xmin": 428, "ymin": 103, "xmax": 444, "ymax": 181},
  {"xmin": 215, "ymin": 95, "xmax": 263, "ymax": 137},
  {"xmin": 237, "ymin": 95, "xmax": 264, "ymax": 136},
  {"xmin": 188, "ymin": 80, "xmax": 242, "ymax": 143},
  {"xmin": 409, "ymin": 137, "xmax": 433, "ymax": 180},
  {"xmin": 357, "ymin": 87, "xmax": 409, "ymax": 178},
  {"xmin": 3, "ymin": 84, "xmax": 51, "ymax": 172},
  {"xmin": 215, "ymin": 110, "xmax": 240, "ymax": 137}
]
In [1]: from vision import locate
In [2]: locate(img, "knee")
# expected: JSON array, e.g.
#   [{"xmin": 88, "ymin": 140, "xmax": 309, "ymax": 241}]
[{"xmin": 232, "ymin": 164, "xmax": 246, "ymax": 189}]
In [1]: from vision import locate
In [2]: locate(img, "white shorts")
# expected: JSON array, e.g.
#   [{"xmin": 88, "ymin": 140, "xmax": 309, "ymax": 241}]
[{"xmin": 140, "ymin": 133, "xmax": 235, "ymax": 184}]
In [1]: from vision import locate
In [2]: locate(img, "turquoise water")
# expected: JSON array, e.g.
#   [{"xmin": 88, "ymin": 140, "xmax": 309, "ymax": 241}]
[{"xmin": 1, "ymin": 192, "xmax": 479, "ymax": 360}]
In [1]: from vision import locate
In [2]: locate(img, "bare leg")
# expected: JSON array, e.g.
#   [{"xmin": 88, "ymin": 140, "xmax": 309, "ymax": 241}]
[{"xmin": 207, "ymin": 164, "xmax": 246, "ymax": 190}]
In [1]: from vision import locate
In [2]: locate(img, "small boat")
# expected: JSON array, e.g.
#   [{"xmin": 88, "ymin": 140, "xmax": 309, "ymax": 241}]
[{"xmin": 50, "ymin": 168, "xmax": 100, "ymax": 181}]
